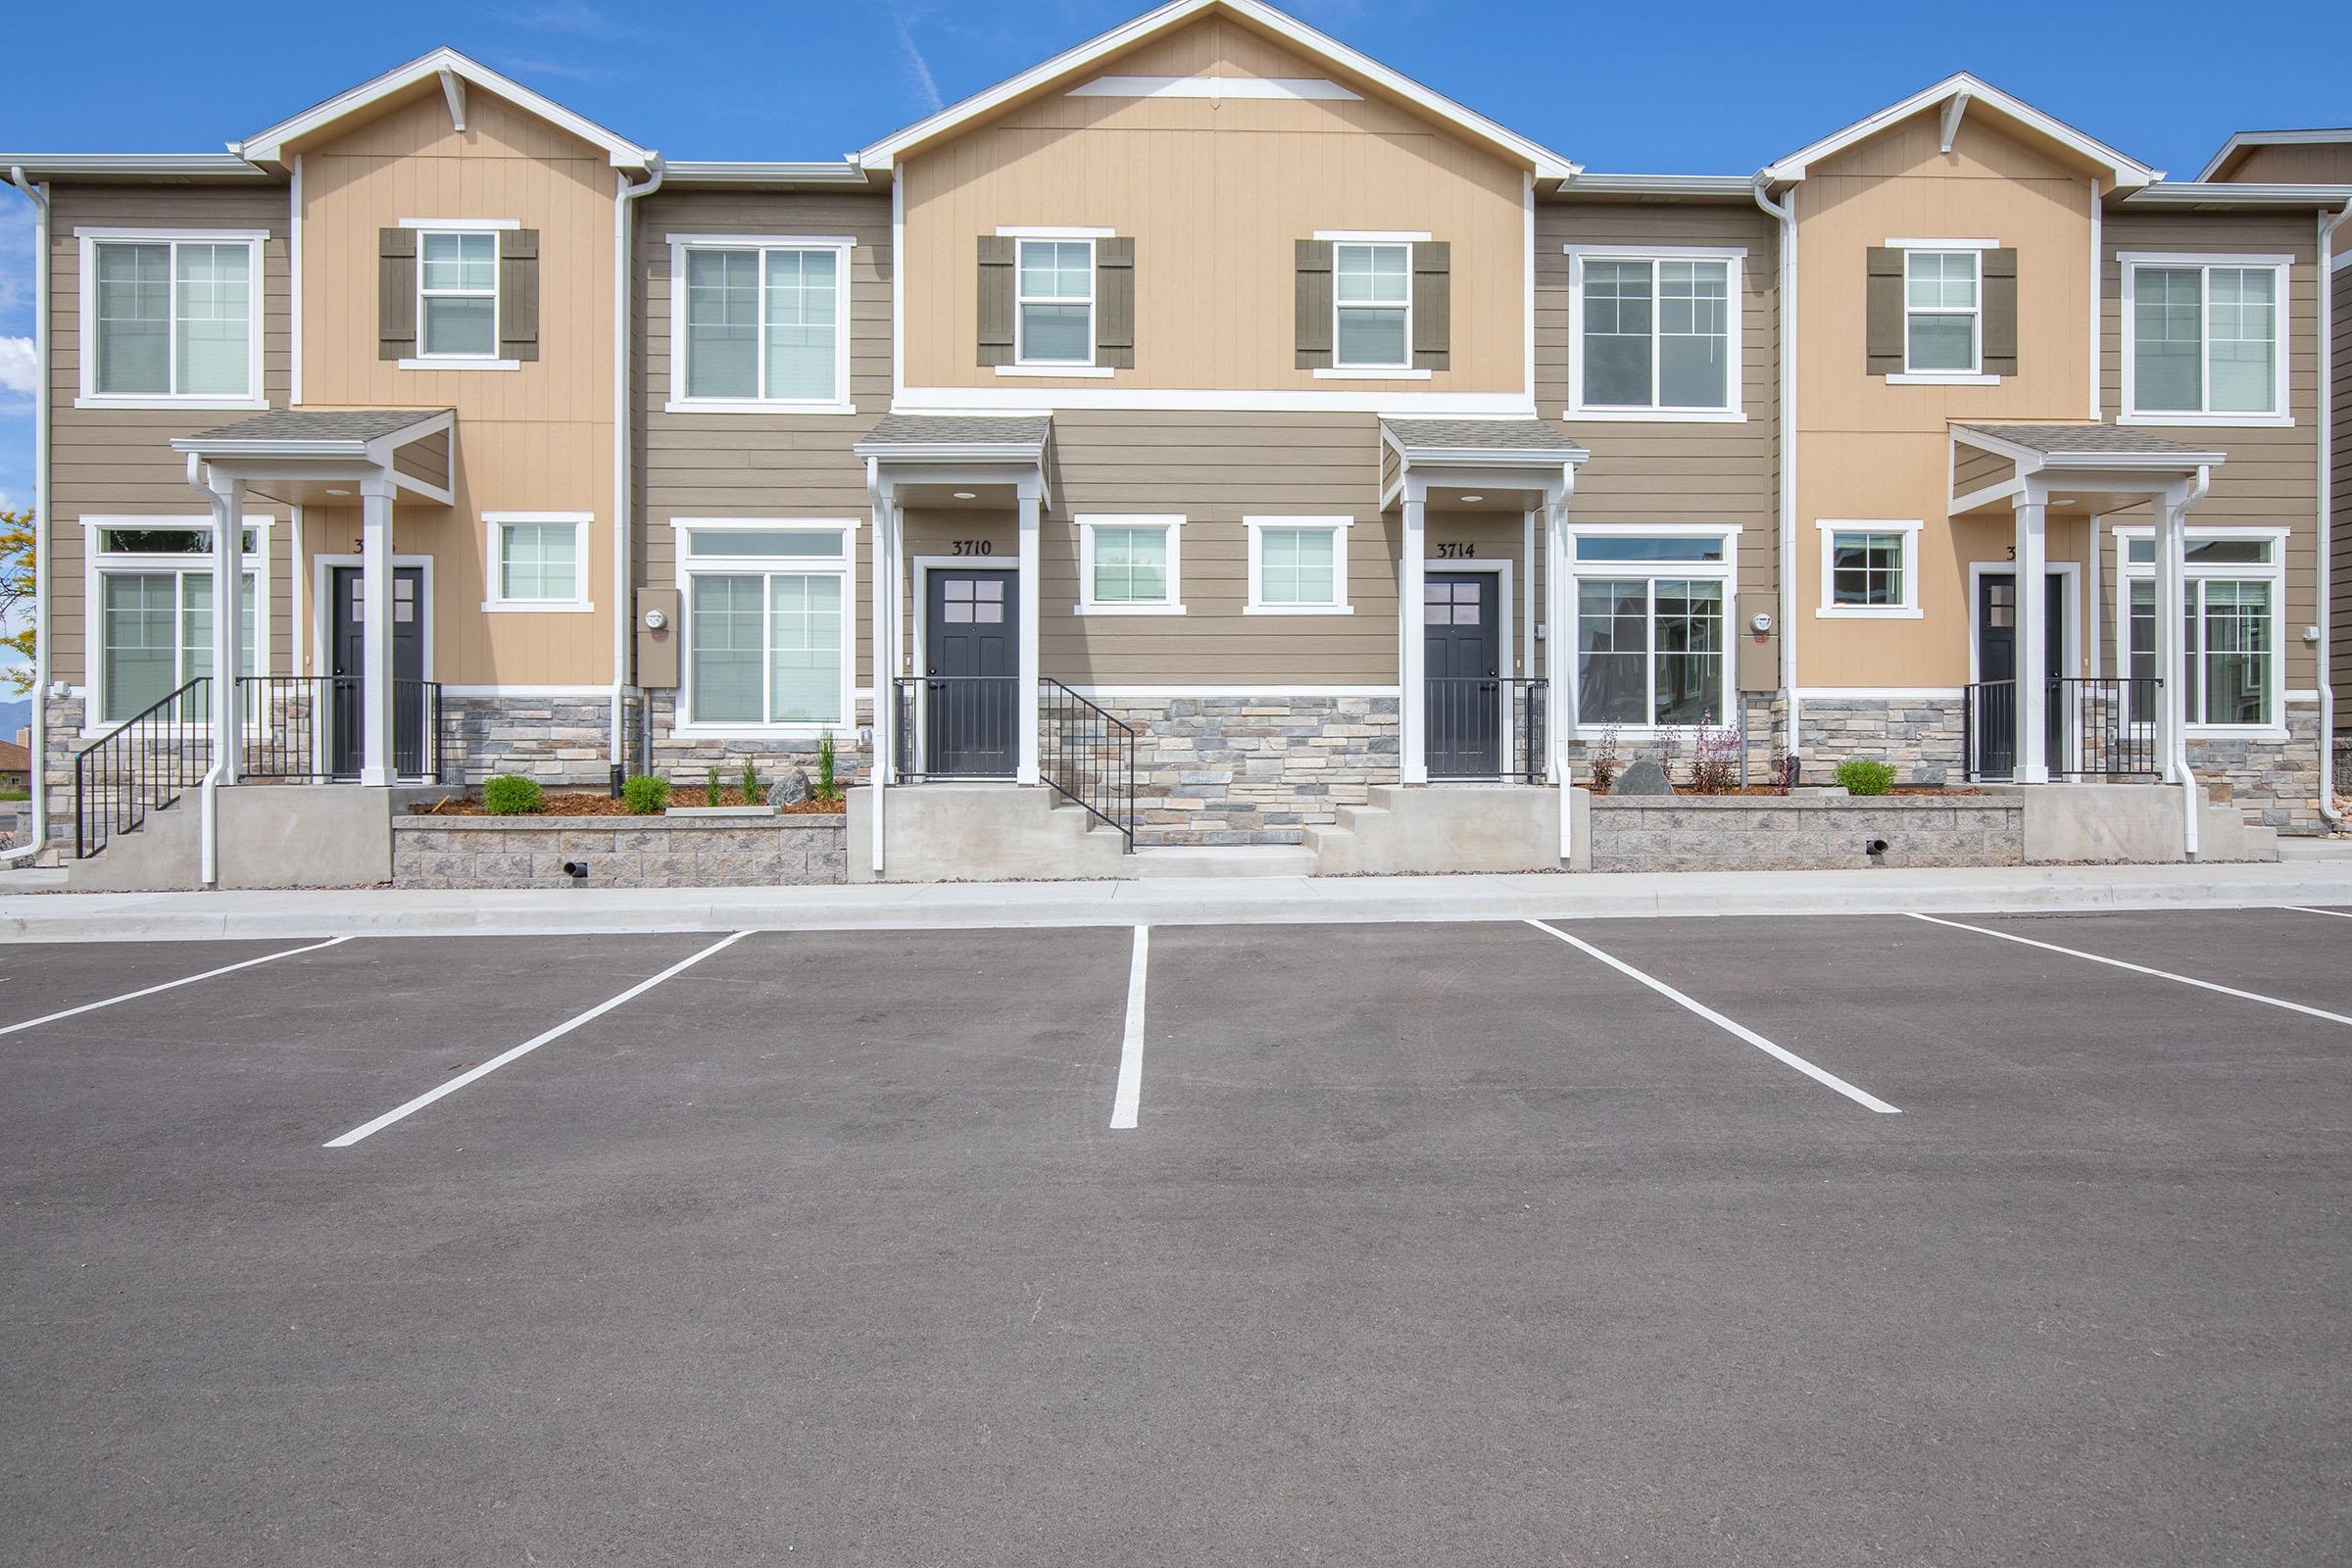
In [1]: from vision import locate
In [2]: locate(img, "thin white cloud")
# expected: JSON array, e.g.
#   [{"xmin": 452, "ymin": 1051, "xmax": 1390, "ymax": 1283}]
[
  {"xmin": 491, "ymin": 2, "xmax": 632, "ymax": 40},
  {"xmin": 0, "ymin": 338, "xmax": 34, "ymax": 401},
  {"xmin": 891, "ymin": 8, "xmax": 945, "ymax": 115},
  {"xmin": 500, "ymin": 56, "xmax": 618, "ymax": 85}
]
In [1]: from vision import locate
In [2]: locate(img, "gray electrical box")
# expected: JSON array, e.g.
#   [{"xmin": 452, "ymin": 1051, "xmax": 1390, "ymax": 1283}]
[
  {"xmin": 1736, "ymin": 592, "xmax": 1778, "ymax": 694},
  {"xmin": 635, "ymin": 586, "xmax": 681, "ymax": 689}
]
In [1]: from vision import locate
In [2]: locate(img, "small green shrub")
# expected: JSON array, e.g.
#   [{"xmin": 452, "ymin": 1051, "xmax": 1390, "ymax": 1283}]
[
  {"xmin": 705, "ymin": 762, "xmax": 723, "ymax": 807},
  {"xmin": 621, "ymin": 774, "xmax": 669, "ymax": 815},
  {"xmin": 482, "ymin": 774, "xmax": 544, "ymax": 815},
  {"xmin": 816, "ymin": 733, "xmax": 840, "ymax": 802},
  {"xmin": 740, "ymin": 758, "xmax": 761, "ymax": 804},
  {"xmin": 1835, "ymin": 759, "xmax": 1895, "ymax": 797}
]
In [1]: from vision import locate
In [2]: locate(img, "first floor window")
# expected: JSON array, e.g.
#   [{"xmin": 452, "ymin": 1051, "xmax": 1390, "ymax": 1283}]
[
  {"xmin": 679, "ymin": 241, "xmax": 844, "ymax": 402},
  {"xmin": 1248, "ymin": 519, "xmax": 1348, "ymax": 612},
  {"xmin": 88, "ymin": 235, "xmax": 256, "ymax": 399},
  {"xmin": 2129, "ymin": 260, "xmax": 2281, "ymax": 417},
  {"xmin": 2122, "ymin": 533, "xmax": 2278, "ymax": 728},
  {"xmin": 98, "ymin": 569, "xmax": 257, "ymax": 723},
  {"xmin": 681, "ymin": 523, "xmax": 851, "ymax": 726},
  {"xmin": 1819, "ymin": 520, "xmax": 1920, "ymax": 613},
  {"xmin": 1570, "ymin": 532, "xmax": 1731, "ymax": 728},
  {"xmin": 489, "ymin": 516, "xmax": 587, "ymax": 608},
  {"xmin": 418, "ymin": 230, "xmax": 499, "ymax": 359},
  {"xmin": 1081, "ymin": 519, "xmax": 1181, "ymax": 612}
]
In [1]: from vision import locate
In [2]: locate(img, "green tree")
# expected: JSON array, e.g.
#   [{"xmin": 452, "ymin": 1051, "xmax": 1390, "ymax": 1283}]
[{"xmin": 0, "ymin": 509, "xmax": 30, "ymax": 696}]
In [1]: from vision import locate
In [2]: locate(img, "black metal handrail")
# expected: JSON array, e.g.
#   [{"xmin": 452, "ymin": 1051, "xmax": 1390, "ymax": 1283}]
[
  {"xmin": 1427, "ymin": 676, "xmax": 1547, "ymax": 783},
  {"xmin": 1967, "ymin": 676, "xmax": 2160, "ymax": 782},
  {"xmin": 1041, "ymin": 678, "xmax": 1137, "ymax": 850},
  {"xmin": 1963, "ymin": 680, "xmax": 2014, "ymax": 782},
  {"xmin": 236, "ymin": 676, "xmax": 445, "ymax": 783},
  {"xmin": 397, "ymin": 679, "xmax": 444, "ymax": 783},
  {"xmin": 893, "ymin": 674, "xmax": 1020, "ymax": 781},
  {"xmin": 73, "ymin": 677, "xmax": 211, "ymax": 859}
]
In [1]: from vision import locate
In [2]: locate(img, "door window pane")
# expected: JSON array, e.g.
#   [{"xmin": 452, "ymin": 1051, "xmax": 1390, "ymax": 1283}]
[
  {"xmin": 95, "ymin": 242, "xmax": 172, "ymax": 395},
  {"xmin": 1652, "ymin": 579, "xmax": 1723, "ymax": 725},
  {"xmin": 2199, "ymin": 579, "xmax": 2271, "ymax": 725},
  {"xmin": 1576, "ymin": 579, "xmax": 1648, "ymax": 725},
  {"xmin": 690, "ymin": 575, "xmax": 764, "ymax": 723},
  {"xmin": 102, "ymin": 574, "xmax": 176, "ymax": 718},
  {"xmin": 685, "ymin": 249, "xmax": 760, "ymax": 398},
  {"xmin": 767, "ymin": 573, "xmax": 843, "ymax": 723}
]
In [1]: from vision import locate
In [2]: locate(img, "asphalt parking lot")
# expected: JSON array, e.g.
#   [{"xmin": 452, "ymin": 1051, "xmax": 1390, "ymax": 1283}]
[{"xmin": 3, "ymin": 907, "xmax": 2348, "ymax": 1565}]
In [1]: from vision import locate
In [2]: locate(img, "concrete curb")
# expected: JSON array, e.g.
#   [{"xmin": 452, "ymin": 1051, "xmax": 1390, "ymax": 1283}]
[{"xmin": 4, "ymin": 861, "xmax": 2350, "ymax": 942}]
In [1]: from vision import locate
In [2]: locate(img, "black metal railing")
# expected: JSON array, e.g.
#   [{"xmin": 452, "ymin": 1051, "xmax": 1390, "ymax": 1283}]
[
  {"xmin": 1967, "ymin": 677, "xmax": 2160, "ymax": 782},
  {"xmin": 236, "ymin": 676, "xmax": 445, "ymax": 783},
  {"xmin": 893, "ymin": 674, "xmax": 1020, "ymax": 780},
  {"xmin": 1041, "ymin": 678, "xmax": 1137, "ymax": 850},
  {"xmin": 1426, "ymin": 676, "xmax": 1547, "ymax": 782},
  {"xmin": 73, "ymin": 677, "xmax": 211, "ymax": 859}
]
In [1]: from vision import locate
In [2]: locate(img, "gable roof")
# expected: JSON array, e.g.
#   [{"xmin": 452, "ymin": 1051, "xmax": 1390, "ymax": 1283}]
[
  {"xmin": 236, "ymin": 47, "xmax": 654, "ymax": 171},
  {"xmin": 2198, "ymin": 128, "xmax": 2352, "ymax": 183},
  {"xmin": 853, "ymin": 0, "xmax": 1577, "ymax": 179},
  {"xmin": 1759, "ymin": 72, "xmax": 2156, "ymax": 189}
]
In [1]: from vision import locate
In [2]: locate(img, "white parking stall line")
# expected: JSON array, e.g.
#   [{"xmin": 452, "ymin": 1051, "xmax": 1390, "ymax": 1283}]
[
  {"xmin": 1526, "ymin": 919, "xmax": 1901, "ymax": 1114},
  {"xmin": 0, "ymin": 936, "xmax": 356, "ymax": 1038},
  {"xmin": 324, "ymin": 929, "xmax": 754, "ymax": 1149},
  {"xmin": 2283, "ymin": 906, "xmax": 2352, "ymax": 921},
  {"xmin": 1109, "ymin": 925, "xmax": 1150, "ymax": 1130},
  {"xmin": 1909, "ymin": 911, "xmax": 2352, "ymax": 1028}
]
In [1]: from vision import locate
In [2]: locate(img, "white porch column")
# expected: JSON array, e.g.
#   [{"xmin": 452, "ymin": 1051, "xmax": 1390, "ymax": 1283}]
[
  {"xmin": 1398, "ymin": 479, "xmax": 1428, "ymax": 784},
  {"xmin": 358, "ymin": 475, "xmax": 397, "ymax": 786},
  {"xmin": 1016, "ymin": 481, "xmax": 1043, "ymax": 785},
  {"xmin": 2013, "ymin": 495, "xmax": 2050, "ymax": 783},
  {"xmin": 210, "ymin": 475, "xmax": 245, "ymax": 786}
]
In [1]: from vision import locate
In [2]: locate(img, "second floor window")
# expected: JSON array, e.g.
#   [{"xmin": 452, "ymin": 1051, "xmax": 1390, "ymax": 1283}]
[
  {"xmin": 1578, "ymin": 254, "xmax": 1734, "ymax": 412},
  {"xmin": 1334, "ymin": 242, "xmax": 1410, "ymax": 368},
  {"xmin": 1016, "ymin": 239, "xmax": 1094, "ymax": 366},
  {"xmin": 87, "ymin": 235, "xmax": 258, "ymax": 401},
  {"xmin": 2129, "ymin": 260, "xmax": 2283, "ymax": 419},
  {"xmin": 679, "ymin": 241, "xmax": 845, "ymax": 404},
  {"xmin": 418, "ymin": 230, "xmax": 499, "ymax": 358},
  {"xmin": 1905, "ymin": 250, "xmax": 1980, "ymax": 373}
]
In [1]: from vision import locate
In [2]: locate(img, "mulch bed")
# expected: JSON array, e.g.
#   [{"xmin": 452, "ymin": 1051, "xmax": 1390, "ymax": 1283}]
[{"xmin": 410, "ymin": 790, "xmax": 845, "ymax": 817}]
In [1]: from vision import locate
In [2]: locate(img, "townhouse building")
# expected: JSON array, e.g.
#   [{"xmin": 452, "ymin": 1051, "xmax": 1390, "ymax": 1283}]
[{"xmin": 7, "ymin": 0, "xmax": 2345, "ymax": 886}]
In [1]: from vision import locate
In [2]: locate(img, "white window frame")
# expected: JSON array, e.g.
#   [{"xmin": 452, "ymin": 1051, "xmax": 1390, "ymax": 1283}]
[
  {"xmin": 74, "ymin": 228, "xmax": 269, "ymax": 411},
  {"xmin": 1012, "ymin": 234, "xmax": 1097, "ymax": 369},
  {"xmin": 2112, "ymin": 524, "xmax": 2288, "ymax": 737},
  {"xmin": 664, "ymin": 233, "xmax": 858, "ymax": 413},
  {"xmin": 82, "ymin": 514, "xmax": 273, "ymax": 731},
  {"xmin": 1076, "ymin": 515, "xmax": 1185, "ymax": 615},
  {"xmin": 1888, "ymin": 240, "xmax": 1990, "ymax": 383},
  {"xmin": 2118, "ymin": 252, "xmax": 2293, "ymax": 427},
  {"xmin": 1814, "ymin": 517, "xmax": 1924, "ymax": 618},
  {"xmin": 1329, "ymin": 237, "xmax": 1415, "ymax": 374},
  {"xmin": 404, "ymin": 220, "xmax": 512, "ymax": 368},
  {"xmin": 1563, "ymin": 244, "xmax": 1745, "ymax": 420},
  {"xmin": 671, "ymin": 518, "xmax": 858, "ymax": 737},
  {"xmin": 481, "ymin": 513, "xmax": 593, "ymax": 613},
  {"xmin": 1244, "ymin": 516, "xmax": 1353, "ymax": 615},
  {"xmin": 1561, "ymin": 521, "xmax": 1740, "ymax": 737}
]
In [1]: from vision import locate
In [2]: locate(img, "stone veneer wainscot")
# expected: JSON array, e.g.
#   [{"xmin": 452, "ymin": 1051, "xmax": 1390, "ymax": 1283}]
[{"xmin": 1087, "ymin": 693, "xmax": 1400, "ymax": 847}]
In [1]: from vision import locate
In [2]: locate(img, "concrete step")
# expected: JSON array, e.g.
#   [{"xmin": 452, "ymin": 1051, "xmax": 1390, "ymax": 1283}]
[{"xmin": 1128, "ymin": 845, "xmax": 1319, "ymax": 879}]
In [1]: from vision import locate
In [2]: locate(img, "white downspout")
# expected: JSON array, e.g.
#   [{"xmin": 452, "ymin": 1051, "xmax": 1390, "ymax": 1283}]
[
  {"xmin": 2318, "ymin": 201, "xmax": 2350, "ymax": 827},
  {"xmin": 1753, "ymin": 174, "xmax": 1800, "ymax": 762},
  {"xmin": 1, "ymin": 170, "xmax": 50, "ymax": 863},
  {"xmin": 611, "ymin": 157, "xmax": 664, "ymax": 792},
  {"xmin": 186, "ymin": 455, "xmax": 230, "ymax": 887},
  {"xmin": 2176, "ymin": 465, "xmax": 2212, "ymax": 859}
]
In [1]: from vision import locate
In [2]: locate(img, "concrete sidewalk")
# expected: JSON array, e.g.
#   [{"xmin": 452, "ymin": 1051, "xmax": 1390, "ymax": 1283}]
[{"xmin": 4, "ymin": 859, "xmax": 2351, "ymax": 941}]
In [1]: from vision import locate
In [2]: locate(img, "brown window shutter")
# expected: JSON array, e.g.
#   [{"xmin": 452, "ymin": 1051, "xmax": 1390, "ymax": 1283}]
[
  {"xmin": 1096, "ymin": 236, "xmax": 1134, "ymax": 368},
  {"xmin": 1865, "ymin": 246, "xmax": 1904, "ymax": 375},
  {"xmin": 498, "ymin": 228, "xmax": 540, "ymax": 362},
  {"xmin": 1411, "ymin": 240, "xmax": 1451, "ymax": 370},
  {"xmin": 1982, "ymin": 247, "xmax": 2018, "ymax": 377},
  {"xmin": 977, "ymin": 235, "xmax": 1015, "ymax": 367},
  {"xmin": 1295, "ymin": 239, "xmax": 1334, "ymax": 368},
  {"xmin": 378, "ymin": 227, "xmax": 416, "ymax": 361}
]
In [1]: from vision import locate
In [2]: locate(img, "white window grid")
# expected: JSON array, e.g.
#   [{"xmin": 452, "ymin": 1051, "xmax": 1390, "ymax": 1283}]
[
  {"xmin": 671, "ymin": 519, "xmax": 857, "ymax": 734},
  {"xmin": 75, "ymin": 229, "xmax": 268, "ymax": 408},
  {"xmin": 2112, "ymin": 526, "xmax": 2286, "ymax": 732},
  {"xmin": 1561, "ymin": 524, "xmax": 1739, "ymax": 735},
  {"xmin": 416, "ymin": 229, "xmax": 500, "ymax": 360},
  {"xmin": 668, "ymin": 236, "xmax": 855, "ymax": 410},
  {"xmin": 2120, "ymin": 255, "xmax": 2291, "ymax": 424},
  {"xmin": 1903, "ymin": 249, "xmax": 1981, "ymax": 375},
  {"xmin": 1076, "ymin": 516, "xmax": 1185, "ymax": 614},
  {"xmin": 482, "ymin": 513, "xmax": 593, "ymax": 612},
  {"xmin": 1014, "ymin": 237, "xmax": 1096, "ymax": 368},
  {"xmin": 1332, "ymin": 241, "xmax": 1412, "ymax": 370},
  {"xmin": 83, "ymin": 514, "xmax": 272, "ymax": 729},
  {"xmin": 1244, "ymin": 517, "xmax": 1353, "ymax": 614}
]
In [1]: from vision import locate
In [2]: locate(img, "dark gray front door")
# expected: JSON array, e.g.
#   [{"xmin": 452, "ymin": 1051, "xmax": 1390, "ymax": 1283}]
[
  {"xmin": 923, "ymin": 567, "xmax": 1019, "ymax": 777},
  {"xmin": 329, "ymin": 565, "xmax": 425, "ymax": 777},
  {"xmin": 1975, "ymin": 571, "xmax": 2064, "ymax": 780},
  {"xmin": 1425, "ymin": 570, "xmax": 1500, "ymax": 778}
]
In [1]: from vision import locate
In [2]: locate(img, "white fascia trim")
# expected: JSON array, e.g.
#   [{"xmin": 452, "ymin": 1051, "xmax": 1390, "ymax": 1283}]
[
  {"xmin": 995, "ymin": 224, "xmax": 1114, "ymax": 238},
  {"xmin": 854, "ymin": 0, "xmax": 1579, "ymax": 179},
  {"xmin": 1760, "ymin": 71, "xmax": 2156, "ymax": 188},
  {"xmin": 892, "ymin": 386, "xmax": 1535, "ymax": 416},
  {"xmin": 2196, "ymin": 129, "xmax": 2352, "ymax": 183},
  {"xmin": 1069, "ymin": 75, "xmax": 1361, "ymax": 101},
  {"xmin": 1313, "ymin": 229, "xmax": 1432, "ymax": 243},
  {"xmin": 1314, "ymin": 367, "xmax": 1431, "ymax": 380},
  {"xmin": 1885, "ymin": 236, "xmax": 1998, "ymax": 249},
  {"xmin": 238, "ymin": 46, "xmax": 655, "ymax": 170},
  {"xmin": 398, "ymin": 216, "xmax": 519, "ymax": 230}
]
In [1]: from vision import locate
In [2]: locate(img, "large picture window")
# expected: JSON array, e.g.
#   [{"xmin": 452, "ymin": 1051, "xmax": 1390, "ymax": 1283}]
[
  {"xmin": 1574, "ymin": 252, "xmax": 1737, "ymax": 415},
  {"xmin": 86, "ymin": 518, "xmax": 265, "ymax": 725},
  {"xmin": 1567, "ymin": 529, "xmax": 1736, "ymax": 730},
  {"xmin": 2119, "ymin": 530, "xmax": 2283, "ymax": 730},
  {"xmin": 671, "ymin": 237, "xmax": 852, "ymax": 409},
  {"xmin": 2124, "ymin": 257, "xmax": 2287, "ymax": 421},
  {"xmin": 80, "ymin": 231, "xmax": 263, "ymax": 404},
  {"xmin": 677, "ymin": 522, "xmax": 853, "ymax": 730}
]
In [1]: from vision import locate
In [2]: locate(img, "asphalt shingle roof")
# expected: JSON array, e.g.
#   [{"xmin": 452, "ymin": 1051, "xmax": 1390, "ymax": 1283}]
[
  {"xmin": 186, "ymin": 409, "xmax": 452, "ymax": 444},
  {"xmin": 1955, "ymin": 423, "xmax": 2219, "ymax": 459},
  {"xmin": 857, "ymin": 415, "xmax": 1051, "ymax": 450},
  {"xmin": 1382, "ymin": 417, "xmax": 1585, "ymax": 457}
]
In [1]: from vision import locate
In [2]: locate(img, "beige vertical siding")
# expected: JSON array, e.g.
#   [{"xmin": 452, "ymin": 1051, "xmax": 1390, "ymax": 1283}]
[
  {"xmin": 298, "ymin": 87, "xmax": 617, "ymax": 687},
  {"xmin": 898, "ymin": 16, "xmax": 1527, "ymax": 396},
  {"xmin": 45, "ymin": 181, "xmax": 293, "ymax": 695}
]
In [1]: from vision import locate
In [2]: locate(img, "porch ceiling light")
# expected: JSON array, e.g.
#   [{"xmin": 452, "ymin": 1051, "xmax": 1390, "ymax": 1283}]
[
  {"xmin": 1459, "ymin": 494, "xmax": 1484, "ymax": 503},
  {"xmin": 952, "ymin": 491, "xmax": 977, "ymax": 500},
  {"xmin": 326, "ymin": 487, "xmax": 351, "ymax": 496}
]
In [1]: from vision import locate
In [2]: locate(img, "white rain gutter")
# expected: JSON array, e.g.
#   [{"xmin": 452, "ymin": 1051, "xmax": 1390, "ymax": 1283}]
[
  {"xmin": 2318, "ymin": 199, "xmax": 2351, "ymax": 827},
  {"xmin": 611, "ymin": 156, "xmax": 664, "ymax": 789},
  {"xmin": 1753, "ymin": 173, "xmax": 1799, "ymax": 760},
  {"xmin": 1, "ymin": 169, "xmax": 50, "ymax": 863}
]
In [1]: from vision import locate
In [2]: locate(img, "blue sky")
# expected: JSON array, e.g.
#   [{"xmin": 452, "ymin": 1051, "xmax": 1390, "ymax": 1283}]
[{"xmin": 0, "ymin": 0, "xmax": 2346, "ymax": 536}]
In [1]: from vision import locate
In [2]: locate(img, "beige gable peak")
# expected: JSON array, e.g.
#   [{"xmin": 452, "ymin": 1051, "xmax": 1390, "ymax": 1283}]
[{"xmin": 1761, "ymin": 71, "xmax": 2156, "ymax": 190}]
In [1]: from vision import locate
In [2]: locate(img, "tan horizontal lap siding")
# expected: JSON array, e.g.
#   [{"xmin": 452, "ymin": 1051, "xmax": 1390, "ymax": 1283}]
[
  {"xmin": 636, "ymin": 188, "xmax": 892, "ymax": 694},
  {"xmin": 46, "ymin": 182, "xmax": 293, "ymax": 691},
  {"xmin": 2099, "ymin": 211, "xmax": 2323, "ymax": 691}
]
